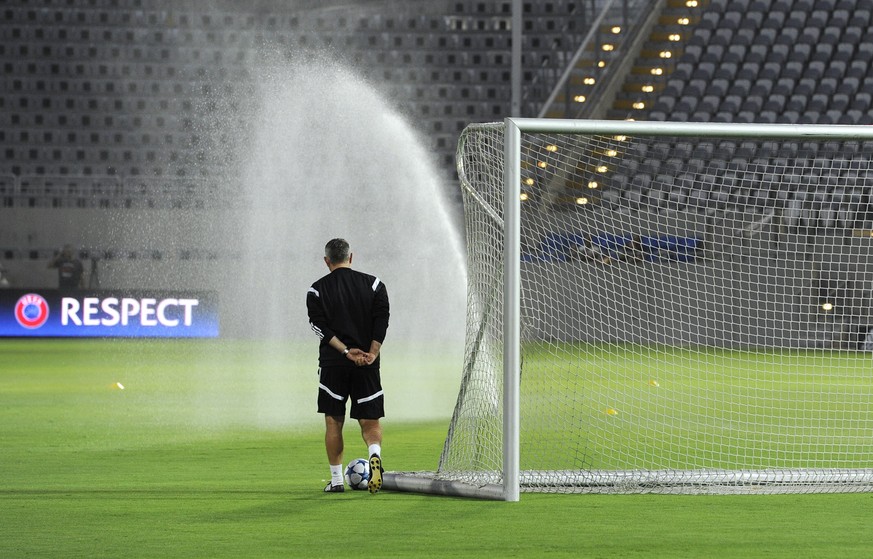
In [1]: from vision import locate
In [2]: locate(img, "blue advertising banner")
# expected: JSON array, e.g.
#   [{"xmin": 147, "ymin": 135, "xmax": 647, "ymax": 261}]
[{"xmin": 0, "ymin": 289, "xmax": 219, "ymax": 338}]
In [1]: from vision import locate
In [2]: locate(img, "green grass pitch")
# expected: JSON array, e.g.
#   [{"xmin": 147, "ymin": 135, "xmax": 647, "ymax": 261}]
[
  {"xmin": 520, "ymin": 343, "xmax": 873, "ymax": 472},
  {"xmin": 1, "ymin": 339, "xmax": 872, "ymax": 558}
]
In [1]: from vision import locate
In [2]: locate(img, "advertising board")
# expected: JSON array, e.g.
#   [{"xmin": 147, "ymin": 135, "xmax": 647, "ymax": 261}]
[{"xmin": 0, "ymin": 290, "xmax": 219, "ymax": 338}]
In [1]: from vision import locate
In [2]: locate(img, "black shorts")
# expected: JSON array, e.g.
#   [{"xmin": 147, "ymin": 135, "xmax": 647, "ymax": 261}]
[{"xmin": 317, "ymin": 365, "xmax": 385, "ymax": 420}]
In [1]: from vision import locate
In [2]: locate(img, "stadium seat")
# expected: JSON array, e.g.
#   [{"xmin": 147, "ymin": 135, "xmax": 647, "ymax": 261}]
[{"xmin": 719, "ymin": 96, "xmax": 740, "ymax": 115}]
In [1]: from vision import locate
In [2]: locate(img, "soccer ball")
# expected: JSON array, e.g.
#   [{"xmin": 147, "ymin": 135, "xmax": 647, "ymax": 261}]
[{"xmin": 344, "ymin": 458, "xmax": 371, "ymax": 490}]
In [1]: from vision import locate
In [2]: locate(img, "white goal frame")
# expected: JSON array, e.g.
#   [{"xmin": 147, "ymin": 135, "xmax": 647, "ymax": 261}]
[{"xmin": 385, "ymin": 118, "xmax": 873, "ymax": 501}]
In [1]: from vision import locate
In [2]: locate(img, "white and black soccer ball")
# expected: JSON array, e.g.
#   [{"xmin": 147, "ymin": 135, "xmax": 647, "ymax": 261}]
[{"xmin": 344, "ymin": 458, "xmax": 371, "ymax": 490}]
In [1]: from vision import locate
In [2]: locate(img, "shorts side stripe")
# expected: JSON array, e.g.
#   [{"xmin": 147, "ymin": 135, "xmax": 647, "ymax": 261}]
[
  {"xmin": 319, "ymin": 383, "xmax": 345, "ymax": 401},
  {"xmin": 356, "ymin": 390, "xmax": 384, "ymax": 404}
]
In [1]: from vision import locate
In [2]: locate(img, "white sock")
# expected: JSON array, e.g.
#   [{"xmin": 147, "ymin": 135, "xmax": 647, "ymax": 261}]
[
  {"xmin": 368, "ymin": 443, "xmax": 381, "ymax": 458},
  {"xmin": 329, "ymin": 464, "xmax": 343, "ymax": 486}
]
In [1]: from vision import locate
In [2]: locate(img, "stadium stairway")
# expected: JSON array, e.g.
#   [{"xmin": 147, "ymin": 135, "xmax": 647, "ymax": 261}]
[{"xmin": 538, "ymin": 0, "xmax": 709, "ymax": 120}]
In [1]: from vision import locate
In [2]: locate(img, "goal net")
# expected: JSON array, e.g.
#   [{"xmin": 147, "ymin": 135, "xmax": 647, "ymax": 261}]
[{"xmin": 386, "ymin": 119, "xmax": 873, "ymax": 500}]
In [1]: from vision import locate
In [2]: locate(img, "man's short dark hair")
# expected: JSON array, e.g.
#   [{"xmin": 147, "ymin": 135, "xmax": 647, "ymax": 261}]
[{"xmin": 325, "ymin": 238, "xmax": 350, "ymax": 264}]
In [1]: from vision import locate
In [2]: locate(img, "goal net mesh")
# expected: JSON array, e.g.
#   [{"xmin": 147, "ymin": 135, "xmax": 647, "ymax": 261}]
[{"xmin": 440, "ymin": 121, "xmax": 873, "ymax": 494}]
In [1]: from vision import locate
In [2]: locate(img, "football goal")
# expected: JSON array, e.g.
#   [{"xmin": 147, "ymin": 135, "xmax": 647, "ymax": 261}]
[{"xmin": 384, "ymin": 118, "xmax": 873, "ymax": 500}]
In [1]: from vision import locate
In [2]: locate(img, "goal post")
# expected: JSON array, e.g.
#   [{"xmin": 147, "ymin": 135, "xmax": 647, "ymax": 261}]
[{"xmin": 383, "ymin": 118, "xmax": 873, "ymax": 500}]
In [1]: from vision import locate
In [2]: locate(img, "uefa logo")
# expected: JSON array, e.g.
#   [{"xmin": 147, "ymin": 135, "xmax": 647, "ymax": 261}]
[{"xmin": 15, "ymin": 293, "xmax": 50, "ymax": 329}]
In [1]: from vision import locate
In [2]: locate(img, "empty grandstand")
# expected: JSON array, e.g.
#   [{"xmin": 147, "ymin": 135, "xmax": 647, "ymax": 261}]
[
  {"xmin": 0, "ymin": 0, "xmax": 592, "ymax": 182},
  {"xmin": 3, "ymin": 0, "xmax": 873, "ymax": 343},
  {"xmin": 0, "ymin": 0, "xmax": 596, "ymax": 298}
]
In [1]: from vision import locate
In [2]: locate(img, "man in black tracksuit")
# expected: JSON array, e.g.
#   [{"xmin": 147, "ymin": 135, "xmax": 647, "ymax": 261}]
[{"xmin": 307, "ymin": 238, "xmax": 389, "ymax": 494}]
